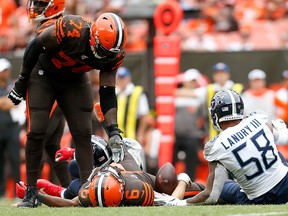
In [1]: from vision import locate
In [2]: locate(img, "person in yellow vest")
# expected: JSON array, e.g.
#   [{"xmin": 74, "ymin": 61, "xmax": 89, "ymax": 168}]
[
  {"xmin": 116, "ymin": 67, "xmax": 152, "ymax": 149},
  {"xmin": 206, "ymin": 62, "xmax": 243, "ymax": 139}
]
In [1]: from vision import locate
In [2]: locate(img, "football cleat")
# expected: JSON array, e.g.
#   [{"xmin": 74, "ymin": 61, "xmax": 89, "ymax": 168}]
[{"xmin": 16, "ymin": 186, "xmax": 39, "ymax": 208}]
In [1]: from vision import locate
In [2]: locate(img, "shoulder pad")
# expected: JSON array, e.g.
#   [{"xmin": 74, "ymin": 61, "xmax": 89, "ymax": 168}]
[
  {"xmin": 54, "ymin": 15, "xmax": 92, "ymax": 44},
  {"xmin": 36, "ymin": 19, "xmax": 57, "ymax": 36}
]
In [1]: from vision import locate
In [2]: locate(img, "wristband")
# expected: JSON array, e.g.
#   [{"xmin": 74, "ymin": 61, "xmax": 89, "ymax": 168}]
[
  {"xmin": 177, "ymin": 173, "xmax": 191, "ymax": 185},
  {"xmin": 106, "ymin": 124, "xmax": 123, "ymax": 138}
]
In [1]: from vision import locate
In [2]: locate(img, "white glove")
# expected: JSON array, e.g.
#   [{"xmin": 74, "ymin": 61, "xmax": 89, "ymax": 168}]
[
  {"xmin": 109, "ymin": 135, "xmax": 125, "ymax": 163},
  {"xmin": 154, "ymin": 193, "xmax": 187, "ymax": 206},
  {"xmin": 272, "ymin": 119, "xmax": 288, "ymax": 145},
  {"xmin": 272, "ymin": 119, "xmax": 287, "ymax": 130}
]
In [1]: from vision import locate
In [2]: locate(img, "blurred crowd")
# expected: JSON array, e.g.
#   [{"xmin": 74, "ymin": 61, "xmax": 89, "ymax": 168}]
[
  {"xmin": 2, "ymin": 0, "xmax": 288, "ymax": 53},
  {"xmin": 178, "ymin": 0, "xmax": 288, "ymax": 51}
]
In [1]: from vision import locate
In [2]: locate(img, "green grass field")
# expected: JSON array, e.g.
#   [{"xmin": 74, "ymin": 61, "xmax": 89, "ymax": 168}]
[{"xmin": 1, "ymin": 198, "xmax": 288, "ymax": 216}]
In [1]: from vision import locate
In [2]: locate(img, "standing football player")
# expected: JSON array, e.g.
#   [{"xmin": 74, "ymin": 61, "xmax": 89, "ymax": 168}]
[
  {"xmin": 25, "ymin": 0, "xmax": 71, "ymax": 189},
  {"xmin": 8, "ymin": 11, "xmax": 127, "ymax": 207}
]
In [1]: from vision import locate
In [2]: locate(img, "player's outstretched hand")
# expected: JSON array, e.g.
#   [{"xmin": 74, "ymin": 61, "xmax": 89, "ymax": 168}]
[
  {"xmin": 154, "ymin": 193, "xmax": 187, "ymax": 206},
  {"xmin": 109, "ymin": 134, "xmax": 125, "ymax": 163},
  {"xmin": 55, "ymin": 147, "xmax": 75, "ymax": 162}
]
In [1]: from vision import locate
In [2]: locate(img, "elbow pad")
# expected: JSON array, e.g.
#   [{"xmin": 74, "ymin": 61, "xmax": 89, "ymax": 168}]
[
  {"xmin": 23, "ymin": 37, "xmax": 45, "ymax": 69},
  {"xmin": 205, "ymin": 163, "xmax": 227, "ymax": 204},
  {"xmin": 272, "ymin": 119, "xmax": 288, "ymax": 145}
]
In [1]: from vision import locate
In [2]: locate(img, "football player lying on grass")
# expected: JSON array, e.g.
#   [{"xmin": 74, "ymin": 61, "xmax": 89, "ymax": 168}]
[
  {"xmin": 14, "ymin": 136, "xmax": 204, "ymax": 207},
  {"xmin": 14, "ymin": 168, "xmax": 199, "ymax": 207},
  {"xmin": 14, "ymin": 162, "xmax": 203, "ymax": 207}
]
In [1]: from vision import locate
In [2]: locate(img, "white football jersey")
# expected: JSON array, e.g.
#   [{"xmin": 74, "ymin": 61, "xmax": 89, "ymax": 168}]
[
  {"xmin": 204, "ymin": 111, "xmax": 288, "ymax": 199},
  {"xmin": 123, "ymin": 138, "xmax": 146, "ymax": 171}
]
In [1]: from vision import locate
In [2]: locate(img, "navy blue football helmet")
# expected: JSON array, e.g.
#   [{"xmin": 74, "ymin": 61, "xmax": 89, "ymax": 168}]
[
  {"xmin": 91, "ymin": 135, "xmax": 112, "ymax": 168},
  {"xmin": 210, "ymin": 89, "xmax": 244, "ymax": 131}
]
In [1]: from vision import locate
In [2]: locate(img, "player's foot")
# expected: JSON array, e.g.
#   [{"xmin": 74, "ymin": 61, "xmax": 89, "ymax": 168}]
[
  {"xmin": 16, "ymin": 186, "xmax": 39, "ymax": 208},
  {"xmin": 37, "ymin": 179, "xmax": 64, "ymax": 197}
]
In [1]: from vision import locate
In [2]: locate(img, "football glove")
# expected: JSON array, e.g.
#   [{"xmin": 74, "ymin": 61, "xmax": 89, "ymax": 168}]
[
  {"xmin": 272, "ymin": 119, "xmax": 288, "ymax": 145},
  {"xmin": 55, "ymin": 147, "xmax": 75, "ymax": 162},
  {"xmin": 109, "ymin": 134, "xmax": 125, "ymax": 163},
  {"xmin": 7, "ymin": 75, "xmax": 27, "ymax": 105},
  {"xmin": 154, "ymin": 193, "xmax": 187, "ymax": 206},
  {"xmin": 16, "ymin": 181, "xmax": 27, "ymax": 199},
  {"xmin": 7, "ymin": 89, "xmax": 25, "ymax": 105}
]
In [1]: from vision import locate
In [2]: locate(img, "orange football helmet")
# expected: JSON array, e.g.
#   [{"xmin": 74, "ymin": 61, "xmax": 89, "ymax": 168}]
[
  {"xmin": 90, "ymin": 12, "xmax": 127, "ymax": 59},
  {"xmin": 27, "ymin": 0, "xmax": 65, "ymax": 22},
  {"xmin": 89, "ymin": 169, "xmax": 125, "ymax": 207}
]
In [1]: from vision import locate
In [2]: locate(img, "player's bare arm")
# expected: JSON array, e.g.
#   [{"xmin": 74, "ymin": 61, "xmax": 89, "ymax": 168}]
[
  {"xmin": 186, "ymin": 162, "xmax": 227, "ymax": 205},
  {"xmin": 38, "ymin": 194, "xmax": 79, "ymax": 207}
]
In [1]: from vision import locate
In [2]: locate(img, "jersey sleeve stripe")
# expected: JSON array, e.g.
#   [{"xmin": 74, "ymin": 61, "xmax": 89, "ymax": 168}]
[
  {"xmin": 147, "ymin": 183, "xmax": 154, "ymax": 206},
  {"xmin": 54, "ymin": 18, "xmax": 65, "ymax": 44},
  {"xmin": 142, "ymin": 182, "xmax": 154, "ymax": 206},
  {"xmin": 142, "ymin": 182, "xmax": 149, "ymax": 206}
]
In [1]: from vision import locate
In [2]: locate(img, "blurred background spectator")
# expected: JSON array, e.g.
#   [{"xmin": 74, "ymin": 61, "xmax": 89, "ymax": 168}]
[
  {"xmin": 241, "ymin": 69, "xmax": 277, "ymax": 121},
  {"xmin": 116, "ymin": 66, "xmax": 156, "ymax": 172},
  {"xmin": 0, "ymin": 58, "xmax": 25, "ymax": 198},
  {"xmin": 173, "ymin": 68, "xmax": 207, "ymax": 181},
  {"xmin": 274, "ymin": 70, "xmax": 288, "ymax": 161},
  {"xmin": 116, "ymin": 66, "xmax": 152, "ymax": 145},
  {"xmin": 275, "ymin": 70, "xmax": 288, "ymax": 125}
]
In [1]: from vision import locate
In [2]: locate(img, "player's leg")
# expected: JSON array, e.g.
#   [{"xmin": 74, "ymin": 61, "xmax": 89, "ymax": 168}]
[
  {"xmin": 18, "ymin": 66, "xmax": 55, "ymax": 207},
  {"xmin": 57, "ymin": 74, "xmax": 94, "ymax": 184},
  {"xmin": 44, "ymin": 108, "xmax": 70, "ymax": 187},
  {"xmin": 218, "ymin": 179, "xmax": 252, "ymax": 204}
]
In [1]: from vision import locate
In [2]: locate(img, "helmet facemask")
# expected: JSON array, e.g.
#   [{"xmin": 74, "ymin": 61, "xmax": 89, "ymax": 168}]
[
  {"xmin": 27, "ymin": 0, "xmax": 65, "ymax": 22},
  {"xmin": 94, "ymin": 35, "xmax": 122, "ymax": 60}
]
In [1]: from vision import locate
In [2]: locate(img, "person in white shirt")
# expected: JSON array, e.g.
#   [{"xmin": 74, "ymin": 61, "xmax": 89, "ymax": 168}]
[{"xmin": 241, "ymin": 69, "xmax": 277, "ymax": 121}]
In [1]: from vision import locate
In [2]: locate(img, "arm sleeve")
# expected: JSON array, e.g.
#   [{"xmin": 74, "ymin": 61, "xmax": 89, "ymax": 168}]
[{"xmin": 22, "ymin": 37, "xmax": 45, "ymax": 71}]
